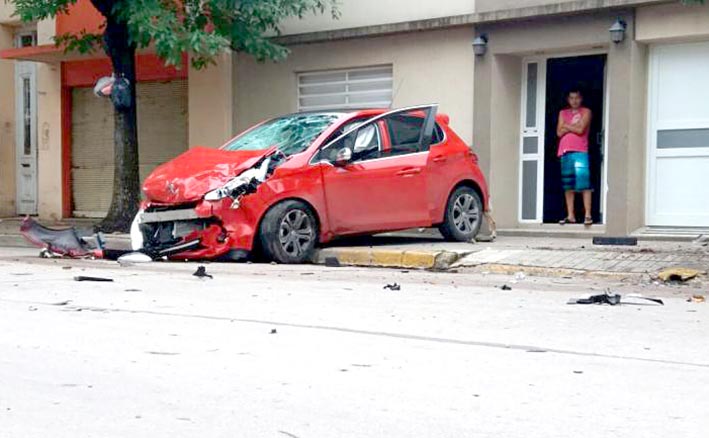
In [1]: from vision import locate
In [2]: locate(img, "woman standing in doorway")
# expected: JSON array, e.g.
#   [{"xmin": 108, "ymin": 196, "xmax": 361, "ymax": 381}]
[{"xmin": 557, "ymin": 88, "xmax": 593, "ymax": 226}]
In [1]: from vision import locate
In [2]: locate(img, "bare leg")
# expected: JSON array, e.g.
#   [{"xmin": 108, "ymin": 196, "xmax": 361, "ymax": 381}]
[
  {"xmin": 565, "ymin": 191, "xmax": 576, "ymax": 221},
  {"xmin": 583, "ymin": 190, "xmax": 593, "ymax": 219}
]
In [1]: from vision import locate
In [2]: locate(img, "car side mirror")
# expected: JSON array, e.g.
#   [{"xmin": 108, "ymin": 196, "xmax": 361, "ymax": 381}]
[{"xmin": 334, "ymin": 147, "xmax": 353, "ymax": 167}]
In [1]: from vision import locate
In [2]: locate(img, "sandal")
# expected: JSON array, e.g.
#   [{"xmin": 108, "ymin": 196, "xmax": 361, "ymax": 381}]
[
  {"xmin": 559, "ymin": 217, "xmax": 576, "ymax": 225},
  {"xmin": 584, "ymin": 216, "xmax": 593, "ymax": 226}
]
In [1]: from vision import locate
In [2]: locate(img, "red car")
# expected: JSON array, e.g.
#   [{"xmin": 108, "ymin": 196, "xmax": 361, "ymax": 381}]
[{"xmin": 132, "ymin": 105, "xmax": 490, "ymax": 263}]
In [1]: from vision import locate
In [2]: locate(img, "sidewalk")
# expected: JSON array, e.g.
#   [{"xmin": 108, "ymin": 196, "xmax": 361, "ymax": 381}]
[
  {"xmin": 2, "ymin": 217, "xmax": 708, "ymax": 278},
  {"xmin": 316, "ymin": 231, "xmax": 709, "ymax": 278}
]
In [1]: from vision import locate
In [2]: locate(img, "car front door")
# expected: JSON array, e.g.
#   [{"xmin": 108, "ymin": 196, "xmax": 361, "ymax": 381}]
[{"xmin": 316, "ymin": 105, "xmax": 438, "ymax": 235}]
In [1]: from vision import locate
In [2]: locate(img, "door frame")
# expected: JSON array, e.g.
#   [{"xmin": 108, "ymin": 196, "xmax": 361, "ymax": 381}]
[
  {"xmin": 14, "ymin": 30, "xmax": 38, "ymax": 216},
  {"xmin": 518, "ymin": 50, "xmax": 610, "ymax": 225}
]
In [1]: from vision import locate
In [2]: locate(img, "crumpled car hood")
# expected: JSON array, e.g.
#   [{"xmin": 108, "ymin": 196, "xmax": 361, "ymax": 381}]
[{"xmin": 142, "ymin": 147, "xmax": 271, "ymax": 204}]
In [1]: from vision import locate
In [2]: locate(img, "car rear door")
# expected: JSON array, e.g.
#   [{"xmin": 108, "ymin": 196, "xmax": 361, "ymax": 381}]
[{"xmin": 316, "ymin": 105, "xmax": 438, "ymax": 235}]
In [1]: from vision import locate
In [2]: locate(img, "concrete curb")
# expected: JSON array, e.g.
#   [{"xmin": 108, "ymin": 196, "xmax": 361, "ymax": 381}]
[{"xmin": 313, "ymin": 247, "xmax": 465, "ymax": 271}]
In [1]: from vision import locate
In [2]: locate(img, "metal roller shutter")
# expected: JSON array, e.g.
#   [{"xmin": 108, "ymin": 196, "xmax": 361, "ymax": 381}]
[
  {"xmin": 297, "ymin": 65, "xmax": 393, "ymax": 112},
  {"xmin": 71, "ymin": 80, "xmax": 188, "ymax": 217}
]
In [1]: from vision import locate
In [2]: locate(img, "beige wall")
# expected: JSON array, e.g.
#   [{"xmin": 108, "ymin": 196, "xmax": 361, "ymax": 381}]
[
  {"xmin": 280, "ymin": 0, "xmax": 476, "ymax": 35},
  {"xmin": 35, "ymin": 18, "xmax": 63, "ymax": 220},
  {"xmin": 188, "ymin": 52, "xmax": 234, "ymax": 148},
  {"xmin": 0, "ymin": 3, "xmax": 18, "ymax": 25},
  {"xmin": 234, "ymin": 27, "xmax": 476, "ymax": 144},
  {"xmin": 35, "ymin": 61, "xmax": 62, "ymax": 220},
  {"xmin": 476, "ymin": 0, "xmax": 576, "ymax": 13},
  {"xmin": 637, "ymin": 2, "xmax": 709, "ymax": 42},
  {"xmin": 0, "ymin": 25, "xmax": 15, "ymax": 216},
  {"xmin": 483, "ymin": 12, "xmax": 619, "ymax": 55}
]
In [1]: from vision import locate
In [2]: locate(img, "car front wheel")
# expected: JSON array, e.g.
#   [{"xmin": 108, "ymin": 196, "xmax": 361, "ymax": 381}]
[
  {"xmin": 259, "ymin": 200, "xmax": 318, "ymax": 264},
  {"xmin": 439, "ymin": 187, "xmax": 483, "ymax": 242}
]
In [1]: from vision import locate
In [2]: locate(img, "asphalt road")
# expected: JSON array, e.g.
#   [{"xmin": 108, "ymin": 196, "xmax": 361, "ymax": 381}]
[{"xmin": 0, "ymin": 248, "xmax": 707, "ymax": 437}]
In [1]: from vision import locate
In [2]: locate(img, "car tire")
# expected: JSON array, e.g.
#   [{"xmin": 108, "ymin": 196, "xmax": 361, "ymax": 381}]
[
  {"xmin": 439, "ymin": 186, "xmax": 483, "ymax": 242},
  {"xmin": 259, "ymin": 200, "xmax": 318, "ymax": 264}
]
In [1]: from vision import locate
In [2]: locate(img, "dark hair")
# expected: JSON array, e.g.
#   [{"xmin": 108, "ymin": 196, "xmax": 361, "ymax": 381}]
[{"xmin": 566, "ymin": 87, "xmax": 583, "ymax": 98}]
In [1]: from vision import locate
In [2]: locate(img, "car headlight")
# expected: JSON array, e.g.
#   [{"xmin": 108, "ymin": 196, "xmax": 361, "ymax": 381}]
[
  {"xmin": 204, "ymin": 157, "xmax": 272, "ymax": 202},
  {"xmin": 204, "ymin": 175, "xmax": 251, "ymax": 202},
  {"xmin": 130, "ymin": 210, "xmax": 144, "ymax": 251}
]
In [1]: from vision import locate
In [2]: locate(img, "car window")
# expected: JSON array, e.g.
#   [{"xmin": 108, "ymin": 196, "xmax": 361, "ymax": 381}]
[
  {"xmin": 223, "ymin": 114, "xmax": 340, "ymax": 156},
  {"xmin": 382, "ymin": 109, "xmax": 436, "ymax": 156},
  {"xmin": 319, "ymin": 124, "xmax": 382, "ymax": 163},
  {"xmin": 431, "ymin": 123, "xmax": 445, "ymax": 145}
]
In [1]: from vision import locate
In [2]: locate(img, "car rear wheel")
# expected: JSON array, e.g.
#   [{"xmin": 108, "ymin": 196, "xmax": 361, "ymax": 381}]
[
  {"xmin": 259, "ymin": 200, "xmax": 318, "ymax": 264},
  {"xmin": 439, "ymin": 187, "xmax": 483, "ymax": 242}
]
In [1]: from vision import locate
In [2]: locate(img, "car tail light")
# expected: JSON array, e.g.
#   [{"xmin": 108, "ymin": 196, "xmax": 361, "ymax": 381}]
[{"xmin": 470, "ymin": 151, "xmax": 479, "ymax": 164}]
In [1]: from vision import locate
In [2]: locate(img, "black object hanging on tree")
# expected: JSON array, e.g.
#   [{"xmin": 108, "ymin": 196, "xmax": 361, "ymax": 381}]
[{"xmin": 111, "ymin": 73, "xmax": 132, "ymax": 110}]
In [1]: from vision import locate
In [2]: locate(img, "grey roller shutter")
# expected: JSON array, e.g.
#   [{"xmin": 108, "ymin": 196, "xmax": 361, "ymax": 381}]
[
  {"xmin": 71, "ymin": 79, "xmax": 188, "ymax": 217},
  {"xmin": 297, "ymin": 65, "xmax": 393, "ymax": 112}
]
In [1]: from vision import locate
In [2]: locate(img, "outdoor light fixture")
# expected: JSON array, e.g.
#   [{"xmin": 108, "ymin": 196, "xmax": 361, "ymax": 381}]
[
  {"xmin": 472, "ymin": 35, "xmax": 488, "ymax": 56},
  {"xmin": 609, "ymin": 18, "xmax": 627, "ymax": 44}
]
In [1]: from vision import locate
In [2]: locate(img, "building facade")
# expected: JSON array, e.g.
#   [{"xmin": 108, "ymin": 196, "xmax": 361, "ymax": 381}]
[{"xmin": 1, "ymin": 0, "xmax": 708, "ymax": 236}]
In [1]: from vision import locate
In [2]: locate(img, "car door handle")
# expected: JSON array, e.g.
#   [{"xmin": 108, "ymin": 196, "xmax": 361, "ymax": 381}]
[
  {"xmin": 432, "ymin": 156, "xmax": 447, "ymax": 163},
  {"xmin": 396, "ymin": 168, "xmax": 422, "ymax": 177}
]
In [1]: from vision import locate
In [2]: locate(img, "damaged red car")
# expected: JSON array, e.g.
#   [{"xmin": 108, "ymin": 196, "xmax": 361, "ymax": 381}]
[{"xmin": 132, "ymin": 105, "xmax": 490, "ymax": 263}]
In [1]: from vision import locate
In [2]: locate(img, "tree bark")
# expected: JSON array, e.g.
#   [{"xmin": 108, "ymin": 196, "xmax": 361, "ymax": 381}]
[{"xmin": 95, "ymin": 13, "xmax": 141, "ymax": 233}]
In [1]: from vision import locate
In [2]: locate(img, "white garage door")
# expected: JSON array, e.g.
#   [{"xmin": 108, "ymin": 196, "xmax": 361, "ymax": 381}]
[
  {"xmin": 71, "ymin": 80, "xmax": 188, "ymax": 217},
  {"xmin": 647, "ymin": 42, "xmax": 709, "ymax": 227}
]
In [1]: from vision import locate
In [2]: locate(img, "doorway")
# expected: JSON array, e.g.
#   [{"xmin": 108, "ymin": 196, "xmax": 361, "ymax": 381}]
[
  {"xmin": 543, "ymin": 55, "xmax": 606, "ymax": 223},
  {"xmin": 15, "ymin": 31, "xmax": 38, "ymax": 216}
]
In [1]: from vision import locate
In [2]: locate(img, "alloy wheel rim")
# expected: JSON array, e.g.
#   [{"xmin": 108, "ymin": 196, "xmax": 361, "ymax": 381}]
[
  {"xmin": 452, "ymin": 193, "xmax": 480, "ymax": 234},
  {"xmin": 278, "ymin": 209, "xmax": 314, "ymax": 257}
]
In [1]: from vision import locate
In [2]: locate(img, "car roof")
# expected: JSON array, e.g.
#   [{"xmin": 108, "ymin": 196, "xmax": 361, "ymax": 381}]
[{"xmin": 284, "ymin": 108, "xmax": 450, "ymax": 124}]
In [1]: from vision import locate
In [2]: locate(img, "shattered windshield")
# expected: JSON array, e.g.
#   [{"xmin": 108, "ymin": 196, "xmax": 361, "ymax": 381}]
[{"xmin": 223, "ymin": 114, "xmax": 341, "ymax": 156}]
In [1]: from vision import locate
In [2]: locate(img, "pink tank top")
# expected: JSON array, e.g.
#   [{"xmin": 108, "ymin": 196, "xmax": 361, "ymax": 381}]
[{"xmin": 558, "ymin": 108, "xmax": 589, "ymax": 157}]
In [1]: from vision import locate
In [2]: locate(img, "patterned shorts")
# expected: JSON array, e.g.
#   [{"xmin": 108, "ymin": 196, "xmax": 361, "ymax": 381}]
[{"xmin": 561, "ymin": 152, "xmax": 591, "ymax": 192}]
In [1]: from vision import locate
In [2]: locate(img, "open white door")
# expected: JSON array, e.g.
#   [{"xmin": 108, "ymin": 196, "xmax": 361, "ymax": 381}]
[{"xmin": 518, "ymin": 59, "xmax": 546, "ymax": 223}]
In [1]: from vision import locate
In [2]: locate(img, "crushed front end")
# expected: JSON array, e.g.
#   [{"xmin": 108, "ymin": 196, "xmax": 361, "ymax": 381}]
[{"xmin": 131, "ymin": 149, "xmax": 284, "ymax": 261}]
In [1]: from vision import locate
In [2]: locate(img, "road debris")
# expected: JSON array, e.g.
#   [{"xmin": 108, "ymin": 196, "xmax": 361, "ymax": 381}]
[
  {"xmin": 500, "ymin": 285, "xmax": 512, "ymax": 291},
  {"xmin": 624, "ymin": 294, "xmax": 664, "ymax": 306},
  {"xmin": 117, "ymin": 252, "xmax": 153, "ymax": 265},
  {"xmin": 270, "ymin": 329, "xmax": 278, "ymax": 334},
  {"xmin": 50, "ymin": 300, "xmax": 72, "ymax": 306},
  {"xmin": 693, "ymin": 235, "xmax": 709, "ymax": 246},
  {"xmin": 20, "ymin": 216, "xmax": 104, "ymax": 258},
  {"xmin": 657, "ymin": 267, "xmax": 703, "ymax": 283},
  {"xmin": 568, "ymin": 292, "xmax": 621, "ymax": 306},
  {"xmin": 687, "ymin": 295, "xmax": 706, "ymax": 303},
  {"xmin": 193, "ymin": 266, "xmax": 213, "ymax": 279},
  {"xmin": 74, "ymin": 276, "xmax": 114, "ymax": 282},
  {"xmin": 383, "ymin": 283, "xmax": 401, "ymax": 291},
  {"xmin": 568, "ymin": 291, "xmax": 664, "ymax": 306}
]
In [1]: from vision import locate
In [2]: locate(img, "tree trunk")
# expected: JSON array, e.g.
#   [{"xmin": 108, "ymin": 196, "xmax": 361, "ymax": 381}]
[{"xmin": 96, "ymin": 17, "xmax": 140, "ymax": 233}]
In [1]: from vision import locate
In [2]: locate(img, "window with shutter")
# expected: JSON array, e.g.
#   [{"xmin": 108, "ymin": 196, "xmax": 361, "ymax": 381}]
[{"xmin": 298, "ymin": 66, "xmax": 393, "ymax": 112}]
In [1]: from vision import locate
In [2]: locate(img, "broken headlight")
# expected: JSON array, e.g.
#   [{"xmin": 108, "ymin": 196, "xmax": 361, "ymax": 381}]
[{"xmin": 204, "ymin": 157, "xmax": 272, "ymax": 204}]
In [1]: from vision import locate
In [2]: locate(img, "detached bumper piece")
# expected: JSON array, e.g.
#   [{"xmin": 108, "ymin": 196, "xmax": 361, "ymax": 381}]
[{"xmin": 19, "ymin": 217, "xmax": 104, "ymax": 258}]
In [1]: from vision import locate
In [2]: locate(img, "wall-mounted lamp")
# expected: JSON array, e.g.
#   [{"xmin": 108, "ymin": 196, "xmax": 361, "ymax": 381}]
[
  {"xmin": 472, "ymin": 35, "xmax": 488, "ymax": 56},
  {"xmin": 609, "ymin": 18, "xmax": 627, "ymax": 44}
]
